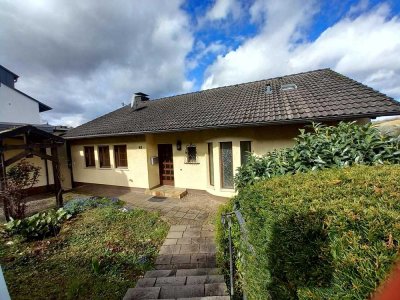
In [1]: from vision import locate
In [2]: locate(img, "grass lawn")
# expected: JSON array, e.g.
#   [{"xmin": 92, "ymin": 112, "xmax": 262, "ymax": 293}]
[{"xmin": 0, "ymin": 207, "xmax": 169, "ymax": 300}]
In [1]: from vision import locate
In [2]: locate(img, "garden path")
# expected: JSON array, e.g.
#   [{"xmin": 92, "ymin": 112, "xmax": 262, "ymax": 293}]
[{"xmin": 123, "ymin": 224, "xmax": 229, "ymax": 299}]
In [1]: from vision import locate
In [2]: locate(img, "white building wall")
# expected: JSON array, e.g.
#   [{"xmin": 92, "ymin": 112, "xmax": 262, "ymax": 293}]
[{"xmin": 0, "ymin": 83, "xmax": 41, "ymax": 124}]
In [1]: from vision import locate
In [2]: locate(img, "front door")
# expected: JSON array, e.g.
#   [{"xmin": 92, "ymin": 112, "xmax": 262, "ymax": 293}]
[{"xmin": 158, "ymin": 144, "xmax": 174, "ymax": 185}]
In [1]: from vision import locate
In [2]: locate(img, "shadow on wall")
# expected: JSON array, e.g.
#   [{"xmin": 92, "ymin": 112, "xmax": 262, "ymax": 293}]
[{"xmin": 266, "ymin": 211, "xmax": 333, "ymax": 299}]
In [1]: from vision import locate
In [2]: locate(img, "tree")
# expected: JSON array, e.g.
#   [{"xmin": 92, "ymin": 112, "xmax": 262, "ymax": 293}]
[{"xmin": 0, "ymin": 160, "xmax": 40, "ymax": 220}]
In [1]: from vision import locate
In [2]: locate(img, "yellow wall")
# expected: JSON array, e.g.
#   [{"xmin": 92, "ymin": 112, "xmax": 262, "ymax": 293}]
[
  {"xmin": 3, "ymin": 138, "xmax": 72, "ymax": 191},
  {"xmin": 68, "ymin": 124, "xmax": 302, "ymax": 196},
  {"xmin": 146, "ymin": 125, "xmax": 299, "ymax": 196},
  {"xmin": 70, "ymin": 135, "xmax": 150, "ymax": 188}
]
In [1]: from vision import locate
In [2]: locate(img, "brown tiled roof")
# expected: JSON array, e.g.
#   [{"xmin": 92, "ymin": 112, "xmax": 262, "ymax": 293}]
[{"xmin": 64, "ymin": 69, "xmax": 400, "ymax": 139}]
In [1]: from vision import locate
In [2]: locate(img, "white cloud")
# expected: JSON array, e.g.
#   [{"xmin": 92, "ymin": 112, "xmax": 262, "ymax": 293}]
[
  {"xmin": 202, "ymin": 0, "xmax": 400, "ymax": 102},
  {"xmin": 202, "ymin": 0, "xmax": 318, "ymax": 88},
  {"xmin": 205, "ymin": 0, "xmax": 242, "ymax": 21},
  {"xmin": 0, "ymin": 0, "xmax": 194, "ymax": 127},
  {"xmin": 188, "ymin": 40, "xmax": 228, "ymax": 70}
]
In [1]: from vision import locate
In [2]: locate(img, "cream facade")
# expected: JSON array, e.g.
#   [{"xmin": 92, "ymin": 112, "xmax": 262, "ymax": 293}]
[{"xmin": 70, "ymin": 124, "xmax": 301, "ymax": 197}]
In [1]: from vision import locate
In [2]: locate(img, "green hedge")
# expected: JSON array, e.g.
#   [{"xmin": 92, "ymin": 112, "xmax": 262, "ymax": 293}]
[
  {"xmin": 235, "ymin": 122, "xmax": 400, "ymax": 190},
  {"xmin": 217, "ymin": 165, "xmax": 400, "ymax": 299}
]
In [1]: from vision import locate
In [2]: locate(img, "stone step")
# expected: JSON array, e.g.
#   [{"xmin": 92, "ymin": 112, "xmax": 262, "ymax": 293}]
[
  {"xmin": 124, "ymin": 283, "xmax": 229, "ymax": 299},
  {"xmin": 123, "ymin": 287, "xmax": 160, "ymax": 300},
  {"xmin": 162, "ymin": 282, "xmax": 228, "ymax": 298},
  {"xmin": 144, "ymin": 268, "xmax": 221, "ymax": 278},
  {"xmin": 155, "ymin": 262, "xmax": 216, "ymax": 270},
  {"xmin": 136, "ymin": 275, "xmax": 225, "ymax": 287},
  {"xmin": 176, "ymin": 268, "xmax": 221, "ymax": 277},
  {"xmin": 155, "ymin": 253, "xmax": 217, "ymax": 270},
  {"xmin": 145, "ymin": 186, "xmax": 187, "ymax": 199}
]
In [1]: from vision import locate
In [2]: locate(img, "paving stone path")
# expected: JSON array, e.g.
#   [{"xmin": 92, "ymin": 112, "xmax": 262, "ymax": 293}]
[{"xmin": 123, "ymin": 225, "xmax": 229, "ymax": 300}]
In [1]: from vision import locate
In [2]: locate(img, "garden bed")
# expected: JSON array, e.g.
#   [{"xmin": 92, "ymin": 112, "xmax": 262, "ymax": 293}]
[{"xmin": 1, "ymin": 206, "xmax": 169, "ymax": 299}]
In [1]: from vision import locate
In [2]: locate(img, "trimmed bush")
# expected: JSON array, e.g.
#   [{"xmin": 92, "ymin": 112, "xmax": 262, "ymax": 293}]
[
  {"xmin": 217, "ymin": 165, "xmax": 400, "ymax": 299},
  {"xmin": 235, "ymin": 122, "xmax": 400, "ymax": 190},
  {"xmin": 63, "ymin": 196, "xmax": 122, "ymax": 215}
]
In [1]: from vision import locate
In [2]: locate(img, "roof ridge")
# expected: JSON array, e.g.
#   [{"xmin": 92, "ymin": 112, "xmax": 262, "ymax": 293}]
[{"xmin": 150, "ymin": 68, "xmax": 331, "ymax": 103}]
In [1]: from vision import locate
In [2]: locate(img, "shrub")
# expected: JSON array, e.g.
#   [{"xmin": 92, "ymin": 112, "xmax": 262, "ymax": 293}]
[
  {"xmin": 63, "ymin": 196, "xmax": 122, "ymax": 215},
  {"xmin": 0, "ymin": 160, "xmax": 40, "ymax": 219},
  {"xmin": 5, "ymin": 208, "xmax": 71, "ymax": 240},
  {"xmin": 235, "ymin": 122, "xmax": 400, "ymax": 190},
  {"xmin": 218, "ymin": 165, "xmax": 400, "ymax": 299}
]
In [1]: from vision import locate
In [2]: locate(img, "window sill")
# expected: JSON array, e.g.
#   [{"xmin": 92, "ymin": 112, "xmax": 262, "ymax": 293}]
[
  {"xmin": 220, "ymin": 187, "xmax": 235, "ymax": 192},
  {"xmin": 99, "ymin": 167, "xmax": 112, "ymax": 170},
  {"xmin": 84, "ymin": 166, "xmax": 96, "ymax": 169},
  {"xmin": 116, "ymin": 167, "xmax": 129, "ymax": 170},
  {"xmin": 184, "ymin": 161, "xmax": 200, "ymax": 165}
]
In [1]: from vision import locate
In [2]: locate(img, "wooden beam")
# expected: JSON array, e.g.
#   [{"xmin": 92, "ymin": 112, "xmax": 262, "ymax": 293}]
[
  {"xmin": 0, "ymin": 125, "xmax": 64, "ymax": 143},
  {"xmin": 51, "ymin": 146, "xmax": 63, "ymax": 208},
  {"xmin": 1, "ymin": 143, "xmax": 56, "ymax": 151},
  {"xmin": 30, "ymin": 150, "xmax": 57, "ymax": 163},
  {"xmin": 3, "ymin": 151, "xmax": 29, "ymax": 167}
]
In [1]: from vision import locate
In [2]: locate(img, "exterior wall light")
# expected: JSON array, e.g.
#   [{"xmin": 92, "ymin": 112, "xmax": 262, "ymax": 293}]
[{"xmin": 176, "ymin": 140, "xmax": 182, "ymax": 151}]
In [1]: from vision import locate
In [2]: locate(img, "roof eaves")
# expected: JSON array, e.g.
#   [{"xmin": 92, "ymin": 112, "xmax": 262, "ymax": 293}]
[
  {"xmin": 0, "ymin": 65, "xmax": 19, "ymax": 80},
  {"xmin": 63, "ymin": 110, "xmax": 400, "ymax": 140}
]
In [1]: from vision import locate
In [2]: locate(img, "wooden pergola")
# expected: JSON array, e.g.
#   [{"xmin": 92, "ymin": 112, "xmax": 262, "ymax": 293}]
[{"xmin": 0, "ymin": 125, "xmax": 65, "ymax": 220}]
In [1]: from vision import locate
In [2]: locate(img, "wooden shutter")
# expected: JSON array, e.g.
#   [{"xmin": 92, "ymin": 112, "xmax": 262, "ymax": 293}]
[
  {"xmin": 84, "ymin": 146, "xmax": 95, "ymax": 167},
  {"xmin": 114, "ymin": 145, "xmax": 128, "ymax": 168},
  {"xmin": 98, "ymin": 146, "xmax": 110, "ymax": 168}
]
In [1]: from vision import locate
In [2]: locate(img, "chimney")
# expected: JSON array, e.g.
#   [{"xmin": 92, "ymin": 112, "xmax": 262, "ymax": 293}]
[{"xmin": 131, "ymin": 92, "xmax": 149, "ymax": 109}]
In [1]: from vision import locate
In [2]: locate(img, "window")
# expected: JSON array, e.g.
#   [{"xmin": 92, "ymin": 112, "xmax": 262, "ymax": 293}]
[
  {"xmin": 185, "ymin": 144, "xmax": 197, "ymax": 163},
  {"xmin": 220, "ymin": 142, "xmax": 234, "ymax": 189},
  {"xmin": 281, "ymin": 83, "xmax": 297, "ymax": 91},
  {"xmin": 84, "ymin": 146, "xmax": 95, "ymax": 167},
  {"xmin": 114, "ymin": 145, "xmax": 128, "ymax": 168},
  {"xmin": 98, "ymin": 145, "xmax": 111, "ymax": 168},
  {"xmin": 240, "ymin": 141, "xmax": 252, "ymax": 165},
  {"xmin": 208, "ymin": 143, "xmax": 214, "ymax": 186}
]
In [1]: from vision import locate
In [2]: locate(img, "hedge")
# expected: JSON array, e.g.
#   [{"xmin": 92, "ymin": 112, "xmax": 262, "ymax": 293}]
[
  {"xmin": 217, "ymin": 165, "xmax": 400, "ymax": 299},
  {"xmin": 235, "ymin": 122, "xmax": 400, "ymax": 191}
]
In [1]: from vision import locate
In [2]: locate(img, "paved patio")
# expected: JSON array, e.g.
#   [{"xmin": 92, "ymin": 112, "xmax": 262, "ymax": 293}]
[
  {"xmin": 0, "ymin": 184, "xmax": 228, "ymax": 225},
  {"xmin": 73, "ymin": 184, "xmax": 228, "ymax": 225}
]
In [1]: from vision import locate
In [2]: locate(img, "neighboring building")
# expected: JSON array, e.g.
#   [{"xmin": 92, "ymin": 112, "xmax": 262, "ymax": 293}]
[
  {"xmin": 0, "ymin": 65, "xmax": 72, "ymax": 193},
  {"xmin": 0, "ymin": 65, "xmax": 51, "ymax": 124},
  {"xmin": 64, "ymin": 69, "xmax": 400, "ymax": 197}
]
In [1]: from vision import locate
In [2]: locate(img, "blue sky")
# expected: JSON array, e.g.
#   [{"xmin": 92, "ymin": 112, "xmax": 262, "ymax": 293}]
[
  {"xmin": 1, "ymin": 0, "xmax": 400, "ymax": 126},
  {"xmin": 184, "ymin": 0, "xmax": 400, "ymax": 91}
]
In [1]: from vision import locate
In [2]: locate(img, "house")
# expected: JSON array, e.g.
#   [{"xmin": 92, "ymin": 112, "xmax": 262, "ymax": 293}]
[
  {"xmin": 64, "ymin": 69, "xmax": 400, "ymax": 197},
  {"xmin": 0, "ymin": 65, "xmax": 51, "ymax": 124},
  {"xmin": 0, "ymin": 65, "xmax": 72, "ymax": 196}
]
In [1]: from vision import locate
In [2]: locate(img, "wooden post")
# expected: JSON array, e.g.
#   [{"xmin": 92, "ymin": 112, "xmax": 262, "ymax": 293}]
[
  {"xmin": 0, "ymin": 141, "xmax": 10, "ymax": 221},
  {"xmin": 51, "ymin": 145, "xmax": 63, "ymax": 208}
]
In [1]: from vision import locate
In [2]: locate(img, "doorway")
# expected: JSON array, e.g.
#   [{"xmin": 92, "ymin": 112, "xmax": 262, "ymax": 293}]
[{"xmin": 158, "ymin": 144, "xmax": 174, "ymax": 185}]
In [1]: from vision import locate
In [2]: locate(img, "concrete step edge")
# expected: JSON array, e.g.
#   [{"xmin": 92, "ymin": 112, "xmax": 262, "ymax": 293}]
[
  {"xmin": 144, "ymin": 268, "xmax": 221, "ymax": 278},
  {"xmin": 136, "ymin": 275, "xmax": 225, "ymax": 287}
]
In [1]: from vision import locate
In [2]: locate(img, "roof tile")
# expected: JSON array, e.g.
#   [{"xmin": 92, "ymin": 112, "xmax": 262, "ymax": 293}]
[{"xmin": 65, "ymin": 69, "xmax": 400, "ymax": 138}]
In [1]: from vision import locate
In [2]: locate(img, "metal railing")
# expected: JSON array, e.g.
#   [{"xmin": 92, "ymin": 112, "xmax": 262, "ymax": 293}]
[{"xmin": 221, "ymin": 208, "xmax": 252, "ymax": 298}]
